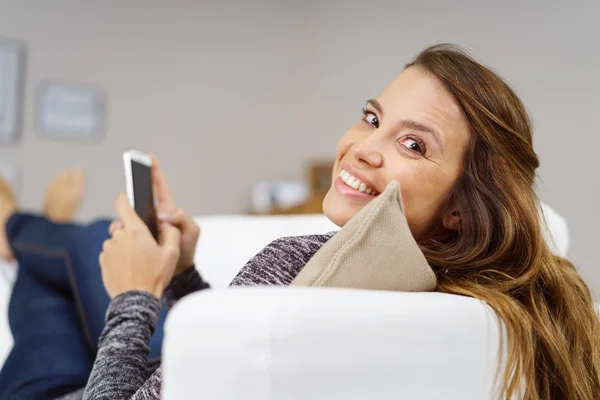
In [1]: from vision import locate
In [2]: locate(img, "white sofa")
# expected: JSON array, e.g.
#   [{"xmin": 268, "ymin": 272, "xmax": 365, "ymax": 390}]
[
  {"xmin": 0, "ymin": 206, "xmax": 570, "ymax": 399},
  {"xmin": 162, "ymin": 207, "xmax": 568, "ymax": 400}
]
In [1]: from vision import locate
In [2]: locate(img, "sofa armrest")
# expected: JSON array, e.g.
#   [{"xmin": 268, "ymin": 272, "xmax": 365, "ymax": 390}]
[{"xmin": 162, "ymin": 287, "xmax": 507, "ymax": 400}]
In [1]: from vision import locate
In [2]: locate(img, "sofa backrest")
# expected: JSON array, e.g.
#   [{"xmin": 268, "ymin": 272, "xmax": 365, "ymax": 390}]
[{"xmin": 193, "ymin": 203, "xmax": 569, "ymax": 288}]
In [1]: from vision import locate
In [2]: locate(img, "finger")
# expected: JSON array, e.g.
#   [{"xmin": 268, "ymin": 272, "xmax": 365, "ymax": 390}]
[
  {"xmin": 150, "ymin": 153, "xmax": 177, "ymax": 214},
  {"xmin": 159, "ymin": 221, "xmax": 181, "ymax": 251},
  {"xmin": 115, "ymin": 193, "xmax": 141, "ymax": 226},
  {"xmin": 112, "ymin": 228, "xmax": 124, "ymax": 240},
  {"xmin": 102, "ymin": 239, "xmax": 111, "ymax": 252},
  {"xmin": 108, "ymin": 220, "xmax": 123, "ymax": 236},
  {"xmin": 158, "ymin": 209, "xmax": 198, "ymax": 234}
]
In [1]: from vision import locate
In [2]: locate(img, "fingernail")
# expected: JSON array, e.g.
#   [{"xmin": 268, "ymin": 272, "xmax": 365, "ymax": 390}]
[{"xmin": 157, "ymin": 212, "xmax": 170, "ymax": 221}]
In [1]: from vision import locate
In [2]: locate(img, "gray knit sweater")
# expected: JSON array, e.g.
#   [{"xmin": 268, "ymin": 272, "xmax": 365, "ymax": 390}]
[{"xmin": 59, "ymin": 233, "xmax": 334, "ymax": 400}]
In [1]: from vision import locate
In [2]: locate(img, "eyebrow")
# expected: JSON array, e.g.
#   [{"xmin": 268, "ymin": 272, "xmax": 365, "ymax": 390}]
[{"xmin": 366, "ymin": 98, "xmax": 444, "ymax": 152}]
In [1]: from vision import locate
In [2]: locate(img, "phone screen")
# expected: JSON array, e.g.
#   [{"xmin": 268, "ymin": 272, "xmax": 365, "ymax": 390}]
[{"xmin": 131, "ymin": 160, "xmax": 158, "ymax": 240}]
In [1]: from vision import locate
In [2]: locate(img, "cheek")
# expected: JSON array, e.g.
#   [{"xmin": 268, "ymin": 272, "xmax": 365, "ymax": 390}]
[
  {"xmin": 389, "ymin": 165, "xmax": 448, "ymax": 236},
  {"xmin": 337, "ymin": 128, "xmax": 357, "ymax": 156},
  {"xmin": 331, "ymin": 128, "xmax": 358, "ymax": 180}
]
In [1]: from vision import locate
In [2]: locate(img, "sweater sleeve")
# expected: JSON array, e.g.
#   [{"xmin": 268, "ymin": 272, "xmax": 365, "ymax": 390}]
[
  {"xmin": 162, "ymin": 265, "xmax": 210, "ymax": 308},
  {"xmin": 80, "ymin": 284, "xmax": 192, "ymax": 400},
  {"xmin": 229, "ymin": 233, "xmax": 336, "ymax": 287},
  {"xmin": 82, "ymin": 291, "xmax": 161, "ymax": 400}
]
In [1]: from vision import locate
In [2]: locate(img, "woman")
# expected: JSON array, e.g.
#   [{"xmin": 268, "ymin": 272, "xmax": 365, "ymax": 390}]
[{"xmin": 1, "ymin": 44, "xmax": 599, "ymax": 399}]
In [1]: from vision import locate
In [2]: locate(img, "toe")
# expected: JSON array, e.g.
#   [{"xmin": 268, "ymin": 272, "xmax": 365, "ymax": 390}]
[{"xmin": 66, "ymin": 167, "xmax": 84, "ymax": 182}]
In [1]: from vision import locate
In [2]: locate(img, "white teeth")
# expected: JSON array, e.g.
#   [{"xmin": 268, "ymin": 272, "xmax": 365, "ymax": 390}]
[{"xmin": 338, "ymin": 169, "xmax": 376, "ymax": 195}]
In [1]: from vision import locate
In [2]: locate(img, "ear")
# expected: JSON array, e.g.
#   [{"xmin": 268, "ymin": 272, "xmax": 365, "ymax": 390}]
[{"xmin": 442, "ymin": 208, "xmax": 461, "ymax": 231}]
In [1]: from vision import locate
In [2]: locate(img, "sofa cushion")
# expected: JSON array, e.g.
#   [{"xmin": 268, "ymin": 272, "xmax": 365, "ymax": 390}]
[{"xmin": 291, "ymin": 181, "xmax": 437, "ymax": 292}]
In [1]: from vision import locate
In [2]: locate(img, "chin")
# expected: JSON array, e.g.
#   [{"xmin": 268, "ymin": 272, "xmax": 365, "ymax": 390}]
[{"xmin": 322, "ymin": 188, "xmax": 352, "ymax": 227}]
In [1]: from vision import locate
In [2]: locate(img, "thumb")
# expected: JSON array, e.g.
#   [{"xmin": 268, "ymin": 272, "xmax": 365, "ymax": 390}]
[
  {"xmin": 159, "ymin": 221, "xmax": 181, "ymax": 251},
  {"xmin": 115, "ymin": 193, "xmax": 142, "ymax": 227}
]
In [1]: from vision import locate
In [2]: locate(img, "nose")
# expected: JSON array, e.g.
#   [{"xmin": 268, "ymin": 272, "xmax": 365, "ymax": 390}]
[{"xmin": 351, "ymin": 137, "xmax": 383, "ymax": 168}]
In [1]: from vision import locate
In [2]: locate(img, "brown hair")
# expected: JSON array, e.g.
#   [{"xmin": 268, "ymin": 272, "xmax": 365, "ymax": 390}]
[{"xmin": 408, "ymin": 44, "xmax": 600, "ymax": 399}]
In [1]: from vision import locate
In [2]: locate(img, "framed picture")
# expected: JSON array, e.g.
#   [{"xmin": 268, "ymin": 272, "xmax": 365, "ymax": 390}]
[
  {"xmin": 36, "ymin": 80, "xmax": 106, "ymax": 141},
  {"xmin": 0, "ymin": 38, "xmax": 26, "ymax": 144}
]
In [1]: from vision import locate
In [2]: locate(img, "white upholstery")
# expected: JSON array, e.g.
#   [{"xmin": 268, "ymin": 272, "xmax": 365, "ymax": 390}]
[
  {"xmin": 0, "ymin": 273, "xmax": 11, "ymax": 368},
  {"xmin": 162, "ymin": 288, "xmax": 510, "ymax": 400},
  {"xmin": 0, "ymin": 203, "xmax": 570, "ymax": 397}
]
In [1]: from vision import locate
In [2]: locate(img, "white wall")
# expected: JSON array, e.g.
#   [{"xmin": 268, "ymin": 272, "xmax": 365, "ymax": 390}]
[{"xmin": 0, "ymin": 0, "xmax": 598, "ymax": 292}]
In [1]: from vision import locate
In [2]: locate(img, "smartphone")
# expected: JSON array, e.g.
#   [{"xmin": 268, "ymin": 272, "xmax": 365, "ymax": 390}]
[{"xmin": 123, "ymin": 149, "xmax": 159, "ymax": 240}]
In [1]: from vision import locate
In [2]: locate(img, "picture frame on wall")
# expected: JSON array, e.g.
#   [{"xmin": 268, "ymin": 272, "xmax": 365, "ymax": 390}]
[
  {"xmin": 36, "ymin": 80, "xmax": 106, "ymax": 142},
  {"xmin": 0, "ymin": 38, "xmax": 26, "ymax": 144}
]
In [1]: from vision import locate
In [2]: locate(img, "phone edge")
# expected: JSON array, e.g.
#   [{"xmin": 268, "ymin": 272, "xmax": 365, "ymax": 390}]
[{"xmin": 122, "ymin": 149, "xmax": 153, "ymax": 210}]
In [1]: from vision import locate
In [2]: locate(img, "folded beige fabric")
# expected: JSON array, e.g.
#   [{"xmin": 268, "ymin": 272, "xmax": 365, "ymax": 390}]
[{"xmin": 291, "ymin": 181, "xmax": 437, "ymax": 292}]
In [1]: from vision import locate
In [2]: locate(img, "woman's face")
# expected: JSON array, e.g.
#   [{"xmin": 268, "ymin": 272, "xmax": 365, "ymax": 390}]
[{"xmin": 323, "ymin": 67, "xmax": 471, "ymax": 238}]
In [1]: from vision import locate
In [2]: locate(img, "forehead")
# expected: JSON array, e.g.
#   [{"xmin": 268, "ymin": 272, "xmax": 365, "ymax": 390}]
[{"xmin": 377, "ymin": 67, "xmax": 469, "ymax": 147}]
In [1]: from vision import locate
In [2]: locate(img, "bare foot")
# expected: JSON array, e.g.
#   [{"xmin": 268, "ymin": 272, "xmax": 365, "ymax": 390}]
[
  {"xmin": 43, "ymin": 167, "xmax": 85, "ymax": 223},
  {"xmin": 0, "ymin": 175, "xmax": 18, "ymax": 260}
]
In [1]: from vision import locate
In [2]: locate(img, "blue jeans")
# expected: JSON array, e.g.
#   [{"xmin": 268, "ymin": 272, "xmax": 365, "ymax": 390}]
[{"xmin": 0, "ymin": 213, "xmax": 168, "ymax": 399}]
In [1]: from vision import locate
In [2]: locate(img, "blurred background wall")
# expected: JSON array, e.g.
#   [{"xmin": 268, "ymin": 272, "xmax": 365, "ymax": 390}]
[
  {"xmin": 0, "ymin": 0, "xmax": 598, "ymax": 292},
  {"xmin": 0, "ymin": 0, "xmax": 312, "ymax": 216}
]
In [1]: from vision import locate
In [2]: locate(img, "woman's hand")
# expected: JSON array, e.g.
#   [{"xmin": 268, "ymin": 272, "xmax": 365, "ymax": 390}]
[
  {"xmin": 150, "ymin": 153, "xmax": 200, "ymax": 275},
  {"xmin": 156, "ymin": 208, "xmax": 200, "ymax": 275},
  {"xmin": 100, "ymin": 193, "xmax": 181, "ymax": 299},
  {"xmin": 108, "ymin": 153, "xmax": 200, "ymax": 276}
]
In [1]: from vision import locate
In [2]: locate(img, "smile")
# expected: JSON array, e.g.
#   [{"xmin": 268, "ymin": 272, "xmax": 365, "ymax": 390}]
[{"xmin": 338, "ymin": 169, "xmax": 379, "ymax": 195}]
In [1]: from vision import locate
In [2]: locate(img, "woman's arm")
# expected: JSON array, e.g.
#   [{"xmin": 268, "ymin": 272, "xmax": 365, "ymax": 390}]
[
  {"xmin": 81, "ymin": 269, "xmax": 206, "ymax": 398},
  {"xmin": 82, "ymin": 291, "xmax": 160, "ymax": 400},
  {"xmin": 89, "ymin": 192, "xmax": 180, "ymax": 399},
  {"xmin": 162, "ymin": 265, "xmax": 210, "ymax": 308},
  {"xmin": 83, "ymin": 154, "xmax": 204, "ymax": 398}
]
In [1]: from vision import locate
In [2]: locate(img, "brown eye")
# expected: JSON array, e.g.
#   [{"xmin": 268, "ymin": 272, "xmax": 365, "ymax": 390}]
[
  {"xmin": 399, "ymin": 137, "xmax": 426, "ymax": 155},
  {"xmin": 361, "ymin": 109, "xmax": 379, "ymax": 128}
]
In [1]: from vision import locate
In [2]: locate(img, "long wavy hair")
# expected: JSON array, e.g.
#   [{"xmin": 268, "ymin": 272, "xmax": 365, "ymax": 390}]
[{"xmin": 409, "ymin": 44, "xmax": 600, "ymax": 399}]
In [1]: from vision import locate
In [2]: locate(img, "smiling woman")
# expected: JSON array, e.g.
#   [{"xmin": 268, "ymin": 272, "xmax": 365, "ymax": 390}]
[
  {"xmin": 324, "ymin": 45, "xmax": 600, "ymax": 399},
  {"xmin": 0, "ymin": 44, "xmax": 598, "ymax": 400}
]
